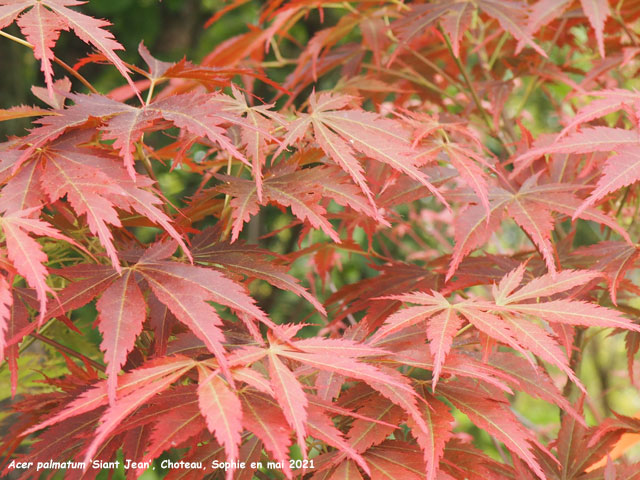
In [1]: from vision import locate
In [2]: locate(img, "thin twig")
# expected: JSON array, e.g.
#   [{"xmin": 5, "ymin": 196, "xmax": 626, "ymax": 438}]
[
  {"xmin": 0, "ymin": 29, "xmax": 99, "ymax": 94},
  {"xmin": 440, "ymin": 28, "xmax": 514, "ymax": 156},
  {"xmin": 31, "ymin": 332, "xmax": 106, "ymax": 372}
]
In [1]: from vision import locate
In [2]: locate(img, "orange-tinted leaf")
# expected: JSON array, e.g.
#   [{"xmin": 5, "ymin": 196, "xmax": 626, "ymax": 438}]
[{"xmin": 0, "ymin": 105, "xmax": 54, "ymax": 122}]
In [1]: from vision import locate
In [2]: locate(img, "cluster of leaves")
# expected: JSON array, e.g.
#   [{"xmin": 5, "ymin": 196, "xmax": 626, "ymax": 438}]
[{"xmin": 2, "ymin": 0, "xmax": 640, "ymax": 479}]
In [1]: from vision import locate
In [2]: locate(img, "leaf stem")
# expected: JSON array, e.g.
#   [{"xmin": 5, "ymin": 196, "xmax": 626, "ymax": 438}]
[
  {"xmin": 605, "ymin": 185, "xmax": 630, "ymax": 239},
  {"xmin": 0, "ymin": 29, "xmax": 99, "ymax": 94},
  {"xmin": 31, "ymin": 332, "xmax": 106, "ymax": 372},
  {"xmin": 561, "ymin": 327, "xmax": 584, "ymax": 404},
  {"xmin": 363, "ymin": 62, "xmax": 461, "ymax": 104},
  {"xmin": 440, "ymin": 28, "xmax": 514, "ymax": 156},
  {"xmin": 487, "ymin": 32, "xmax": 509, "ymax": 71},
  {"xmin": 221, "ymin": 155, "xmax": 236, "ymax": 241},
  {"xmin": 136, "ymin": 143, "xmax": 158, "ymax": 183},
  {"xmin": 612, "ymin": 12, "xmax": 639, "ymax": 47},
  {"xmin": 402, "ymin": 47, "xmax": 464, "ymax": 91},
  {"xmin": 145, "ymin": 79, "xmax": 156, "ymax": 106}
]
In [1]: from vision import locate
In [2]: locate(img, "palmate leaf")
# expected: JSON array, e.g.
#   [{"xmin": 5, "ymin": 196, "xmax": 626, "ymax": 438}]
[
  {"xmin": 19, "ymin": 248, "xmax": 272, "ymax": 432},
  {"xmin": 137, "ymin": 258, "xmax": 269, "ymax": 380},
  {"xmin": 266, "ymin": 336, "xmax": 407, "ymax": 457},
  {"xmin": 1, "ymin": 132, "xmax": 190, "ymax": 271},
  {"xmin": 446, "ymin": 180, "xmax": 631, "ymax": 280},
  {"xmin": 20, "ymin": 91, "xmax": 251, "ymax": 178},
  {"xmin": 392, "ymin": 0, "xmax": 545, "ymax": 58},
  {"xmin": 216, "ymin": 164, "xmax": 378, "ymax": 243},
  {"xmin": 216, "ymin": 169, "xmax": 340, "ymax": 243},
  {"xmin": 369, "ymin": 293, "xmax": 465, "ymax": 388},
  {"xmin": 0, "ymin": 0, "xmax": 136, "ymax": 96},
  {"xmin": 276, "ymin": 91, "xmax": 446, "ymax": 210},
  {"xmin": 373, "ymin": 266, "xmax": 639, "ymax": 398},
  {"xmin": 225, "ymin": 335, "xmax": 427, "ymax": 473}
]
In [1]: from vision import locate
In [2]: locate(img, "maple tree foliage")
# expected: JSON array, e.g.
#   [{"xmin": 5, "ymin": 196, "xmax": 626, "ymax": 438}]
[{"xmin": 3, "ymin": 0, "xmax": 640, "ymax": 479}]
